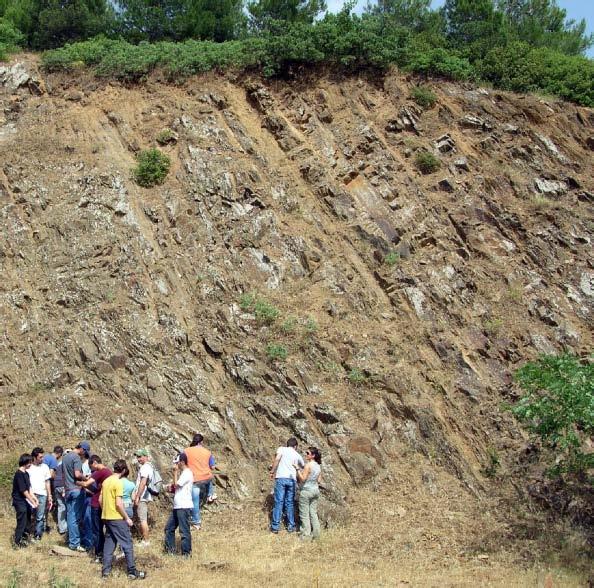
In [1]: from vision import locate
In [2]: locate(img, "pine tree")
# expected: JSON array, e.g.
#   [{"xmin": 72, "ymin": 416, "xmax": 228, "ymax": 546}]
[
  {"xmin": 248, "ymin": 0, "xmax": 327, "ymax": 32},
  {"xmin": 184, "ymin": 0, "xmax": 246, "ymax": 42},
  {"xmin": 496, "ymin": 0, "xmax": 593, "ymax": 55}
]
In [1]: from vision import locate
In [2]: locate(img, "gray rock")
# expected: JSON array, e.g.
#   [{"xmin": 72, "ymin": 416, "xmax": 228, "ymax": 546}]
[
  {"xmin": 435, "ymin": 134, "xmax": 456, "ymax": 153},
  {"xmin": 534, "ymin": 178, "xmax": 567, "ymax": 196},
  {"xmin": 580, "ymin": 272, "xmax": 593, "ymax": 297},
  {"xmin": 453, "ymin": 157, "xmax": 470, "ymax": 171}
]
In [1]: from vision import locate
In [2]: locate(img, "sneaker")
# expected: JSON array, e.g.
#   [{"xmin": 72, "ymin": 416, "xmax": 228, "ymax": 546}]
[
  {"xmin": 31, "ymin": 536, "xmax": 41, "ymax": 542},
  {"xmin": 191, "ymin": 524, "xmax": 201, "ymax": 532},
  {"xmin": 207, "ymin": 493, "xmax": 217, "ymax": 503},
  {"xmin": 270, "ymin": 529, "xmax": 279, "ymax": 534},
  {"xmin": 70, "ymin": 546, "xmax": 87, "ymax": 553},
  {"xmin": 94, "ymin": 556, "xmax": 102, "ymax": 564},
  {"xmin": 128, "ymin": 571, "xmax": 147, "ymax": 580}
]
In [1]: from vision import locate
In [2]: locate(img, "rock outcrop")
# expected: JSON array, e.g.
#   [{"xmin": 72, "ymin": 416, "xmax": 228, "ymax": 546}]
[{"xmin": 0, "ymin": 61, "xmax": 592, "ymax": 509}]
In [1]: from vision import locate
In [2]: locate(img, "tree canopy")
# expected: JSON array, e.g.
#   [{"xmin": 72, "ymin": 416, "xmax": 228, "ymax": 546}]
[{"xmin": 1, "ymin": 0, "xmax": 593, "ymax": 106}]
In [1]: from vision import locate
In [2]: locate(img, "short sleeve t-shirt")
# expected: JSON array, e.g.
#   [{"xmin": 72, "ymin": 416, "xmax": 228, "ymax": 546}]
[
  {"xmin": 122, "ymin": 478, "xmax": 135, "ymax": 507},
  {"xmin": 62, "ymin": 452, "xmax": 83, "ymax": 493},
  {"xmin": 12, "ymin": 470, "xmax": 30, "ymax": 506},
  {"xmin": 54, "ymin": 460, "xmax": 64, "ymax": 487},
  {"xmin": 90, "ymin": 468, "xmax": 113, "ymax": 509},
  {"xmin": 42, "ymin": 454, "xmax": 59, "ymax": 472},
  {"xmin": 173, "ymin": 468, "xmax": 194, "ymax": 510},
  {"xmin": 275, "ymin": 447, "xmax": 304, "ymax": 480},
  {"xmin": 28, "ymin": 463, "xmax": 51, "ymax": 496},
  {"xmin": 101, "ymin": 475, "xmax": 124, "ymax": 520},
  {"xmin": 135, "ymin": 463, "xmax": 154, "ymax": 502}
]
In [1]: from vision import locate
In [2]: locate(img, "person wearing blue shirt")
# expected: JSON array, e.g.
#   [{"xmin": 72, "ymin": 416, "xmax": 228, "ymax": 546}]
[{"xmin": 42, "ymin": 446, "xmax": 63, "ymax": 534}]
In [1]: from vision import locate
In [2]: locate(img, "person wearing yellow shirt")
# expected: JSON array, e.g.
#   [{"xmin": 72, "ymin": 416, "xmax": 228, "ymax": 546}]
[{"xmin": 99, "ymin": 460, "xmax": 146, "ymax": 580}]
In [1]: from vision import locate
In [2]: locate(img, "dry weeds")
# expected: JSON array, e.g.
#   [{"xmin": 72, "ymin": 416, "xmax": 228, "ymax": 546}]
[{"xmin": 0, "ymin": 480, "xmax": 590, "ymax": 588}]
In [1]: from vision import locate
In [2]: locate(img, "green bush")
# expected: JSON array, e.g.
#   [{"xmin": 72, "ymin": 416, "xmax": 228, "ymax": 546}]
[
  {"xmin": 384, "ymin": 251, "xmax": 400, "ymax": 266},
  {"xmin": 479, "ymin": 41, "xmax": 594, "ymax": 107},
  {"xmin": 254, "ymin": 299, "xmax": 279, "ymax": 324},
  {"xmin": 266, "ymin": 343, "xmax": 288, "ymax": 361},
  {"xmin": 415, "ymin": 151, "xmax": 441, "ymax": 174},
  {"xmin": 133, "ymin": 148, "xmax": 170, "ymax": 188},
  {"xmin": 239, "ymin": 292, "xmax": 256, "ymax": 311},
  {"xmin": 511, "ymin": 354, "xmax": 594, "ymax": 476},
  {"xmin": 410, "ymin": 85, "xmax": 437, "ymax": 109},
  {"xmin": 348, "ymin": 367, "xmax": 365, "ymax": 384},
  {"xmin": 0, "ymin": 17, "xmax": 24, "ymax": 61}
]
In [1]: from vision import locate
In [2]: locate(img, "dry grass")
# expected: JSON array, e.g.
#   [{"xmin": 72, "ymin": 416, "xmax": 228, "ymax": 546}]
[{"xmin": 0, "ymin": 480, "xmax": 590, "ymax": 588}]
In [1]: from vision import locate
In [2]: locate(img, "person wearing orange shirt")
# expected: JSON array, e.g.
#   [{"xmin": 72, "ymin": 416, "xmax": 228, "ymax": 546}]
[{"xmin": 183, "ymin": 434, "xmax": 215, "ymax": 531}]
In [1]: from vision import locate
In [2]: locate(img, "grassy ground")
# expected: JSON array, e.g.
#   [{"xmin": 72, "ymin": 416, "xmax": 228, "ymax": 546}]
[{"xmin": 0, "ymin": 483, "xmax": 590, "ymax": 588}]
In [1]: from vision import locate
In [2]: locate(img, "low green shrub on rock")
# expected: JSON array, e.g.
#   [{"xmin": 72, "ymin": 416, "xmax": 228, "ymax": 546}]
[{"xmin": 133, "ymin": 148, "xmax": 170, "ymax": 187}]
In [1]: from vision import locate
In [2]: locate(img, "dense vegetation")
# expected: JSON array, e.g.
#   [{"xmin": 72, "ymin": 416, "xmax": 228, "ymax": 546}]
[
  {"xmin": 513, "ymin": 354, "xmax": 594, "ymax": 477},
  {"xmin": 0, "ymin": 1, "xmax": 593, "ymax": 106}
]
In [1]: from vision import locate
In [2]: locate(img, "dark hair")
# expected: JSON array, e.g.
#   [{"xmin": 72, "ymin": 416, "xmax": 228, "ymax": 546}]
[
  {"xmin": 31, "ymin": 447, "xmax": 44, "ymax": 458},
  {"xmin": 177, "ymin": 452, "xmax": 188, "ymax": 465},
  {"xmin": 120, "ymin": 465, "xmax": 130, "ymax": 478},
  {"xmin": 89, "ymin": 455, "xmax": 102, "ymax": 465},
  {"xmin": 308, "ymin": 447, "xmax": 322, "ymax": 464},
  {"xmin": 287, "ymin": 437, "xmax": 298, "ymax": 448},
  {"xmin": 53, "ymin": 446, "xmax": 64, "ymax": 456},
  {"xmin": 83, "ymin": 450, "xmax": 90, "ymax": 460},
  {"xmin": 19, "ymin": 454, "xmax": 33, "ymax": 467},
  {"xmin": 113, "ymin": 459, "xmax": 128, "ymax": 474},
  {"xmin": 191, "ymin": 434, "xmax": 204, "ymax": 447}
]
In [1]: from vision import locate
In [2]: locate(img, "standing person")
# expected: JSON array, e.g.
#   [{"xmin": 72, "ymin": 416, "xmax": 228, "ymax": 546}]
[
  {"xmin": 43, "ymin": 445, "xmax": 63, "ymax": 534},
  {"xmin": 121, "ymin": 467, "xmax": 136, "ymax": 519},
  {"xmin": 184, "ymin": 434, "xmax": 215, "ymax": 531},
  {"xmin": 29, "ymin": 447, "xmax": 53, "ymax": 541},
  {"xmin": 296, "ymin": 447, "xmax": 323, "ymax": 540},
  {"xmin": 79, "ymin": 455, "xmax": 112, "ymax": 562},
  {"xmin": 52, "ymin": 449, "xmax": 68, "ymax": 535},
  {"xmin": 100, "ymin": 460, "xmax": 146, "ymax": 580},
  {"xmin": 164, "ymin": 453, "xmax": 193, "ymax": 557},
  {"xmin": 62, "ymin": 441, "xmax": 90, "ymax": 552},
  {"xmin": 269, "ymin": 437, "xmax": 304, "ymax": 534},
  {"xmin": 80, "ymin": 450, "xmax": 94, "ymax": 550},
  {"xmin": 133, "ymin": 449, "xmax": 154, "ymax": 546},
  {"xmin": 12, "ymin": 454, "xmax": 38, "ymax": 548}
]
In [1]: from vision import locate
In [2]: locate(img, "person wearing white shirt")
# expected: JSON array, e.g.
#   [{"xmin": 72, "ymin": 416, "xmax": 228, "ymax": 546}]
[
  {"xmin": 164, "ymin": 453, "xmax": 194, "ymax": 557},
  {"xmin": 29, "ymin": 447, "xmax": 53, "ymax": 540},
  {"xmin": 269, "ymin": 438, "xmax": 304, "ymax": 534}
]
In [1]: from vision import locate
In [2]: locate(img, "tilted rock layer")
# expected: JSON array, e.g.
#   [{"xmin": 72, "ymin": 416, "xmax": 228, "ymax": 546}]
[{"xmin": 1, "ymin": 60, "xmax": 592, "ymax": 506}]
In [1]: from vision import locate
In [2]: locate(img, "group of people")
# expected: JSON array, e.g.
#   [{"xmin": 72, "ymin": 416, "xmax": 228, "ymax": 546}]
[
  {"xmin": 11, "ymin": 434, "xmax": 217, "ymax": 579},
  {"xmin": 11, "ymin": 433, "xmax": 323, "ymax": 579}
]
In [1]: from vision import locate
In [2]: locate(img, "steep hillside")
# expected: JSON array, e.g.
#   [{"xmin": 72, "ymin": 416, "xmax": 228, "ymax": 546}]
[{"xmin": 0, "ymin": 56, "xmax": 592, "ymax": 527}]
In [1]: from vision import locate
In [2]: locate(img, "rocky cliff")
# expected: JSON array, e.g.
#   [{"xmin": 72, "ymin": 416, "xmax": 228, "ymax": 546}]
[{"xmin": 0, "ymin": 58, "xmax": 592, "ymax": 510}]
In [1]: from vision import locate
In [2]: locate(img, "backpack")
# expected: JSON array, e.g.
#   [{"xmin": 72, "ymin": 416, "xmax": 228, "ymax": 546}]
[{"xmin": 146, "ymin": 465, "xmax": 163, "ymax": 497}]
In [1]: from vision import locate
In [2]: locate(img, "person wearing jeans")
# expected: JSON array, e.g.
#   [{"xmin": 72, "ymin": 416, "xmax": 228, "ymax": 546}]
[
  {"xmin": 62, "ymin": 441, "xmax": 90, "ymax": 551},
  {"xmin": 65, "ymin": 489, "xmax": 85, "ymax": 548},
  {"xmin": 100, "ymin": 459, "xmax": 145, "ymax": 580},
  {"xmin": 78, "ymin": 455, "xmax": 112, "ymax": 561},
  {"xmin": 29, "ymin": 447, "xmax": 53, "ymax": 540},
  {"xmin": 184, "ymin": 434, "xmax": 215, "ymax": 531},
  {"xmin": 296, "ymin": 447, "xmax": 323, "ymax": 540},
  {"xmin": 164, "ymin": 453, "xmax": 193, "ymax": 557},
  {"xmin": 269, "ymin": 437, "xmax": 304, "ymax": 533}
]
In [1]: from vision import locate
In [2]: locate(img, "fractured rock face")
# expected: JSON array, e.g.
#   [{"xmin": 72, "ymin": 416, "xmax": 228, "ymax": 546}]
[{"xmin": 534, "ymin": 178, "xmax": 568, "ymax": 196}]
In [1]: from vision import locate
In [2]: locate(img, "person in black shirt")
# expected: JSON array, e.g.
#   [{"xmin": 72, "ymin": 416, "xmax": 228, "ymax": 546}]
[{"xmin": 12, "ymin": 454, "xmax": 38, "ymax": 548}]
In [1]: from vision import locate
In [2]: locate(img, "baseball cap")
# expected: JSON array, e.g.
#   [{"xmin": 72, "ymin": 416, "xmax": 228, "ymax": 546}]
[
  {"xmin": 77, "ymin": 441, "xmax": 91, "ymax": 452},
  {"xmin": 135, "ymin": 448, "xmax": 149, "ymax": 457}
]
